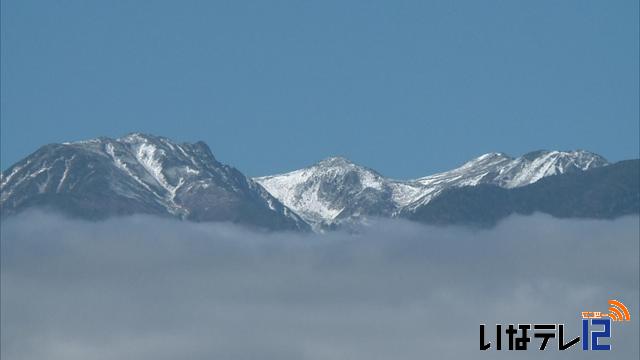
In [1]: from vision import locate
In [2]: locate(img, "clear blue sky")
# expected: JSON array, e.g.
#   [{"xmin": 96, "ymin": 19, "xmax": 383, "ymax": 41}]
[{"xmin": 1, "ymin": 0, "xmax": 638, "ymax": 179}]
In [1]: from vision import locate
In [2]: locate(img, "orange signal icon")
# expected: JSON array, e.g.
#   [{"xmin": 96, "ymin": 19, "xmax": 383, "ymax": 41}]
[{"xmin": 606, "ymin": 299, "xmax": 631, "ymax": 322}]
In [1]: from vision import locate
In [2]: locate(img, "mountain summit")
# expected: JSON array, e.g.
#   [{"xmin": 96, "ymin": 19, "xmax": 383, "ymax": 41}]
[
  {"xmin": 255, "ymin": 156, "xmax": 398, "ymax": 228},
  {"xmin": 0, "ymin": 133, "xmax": 309, "ymax": 231}
]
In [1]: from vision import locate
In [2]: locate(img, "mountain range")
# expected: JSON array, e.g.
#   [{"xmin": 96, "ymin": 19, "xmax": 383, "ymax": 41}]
[{"xmin": 1, "ymin": 133, "xmax": 638, "ymax": 231}]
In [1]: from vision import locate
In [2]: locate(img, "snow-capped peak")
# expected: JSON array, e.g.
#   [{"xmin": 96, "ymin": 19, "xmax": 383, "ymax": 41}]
[
  {"xmin": 1, "ymin": 134, "xmax": 309, "ymax": 231},
  {"xmin": 490, "ymin": 150, "xmax": 608, "ymax": 188},
  {"xmin": 254, "ymin": 157, "xmax": 390, "ymax": 229},
  {"xmin": 316, "ymin": 156, "xmax": 356, "ymax": 167}
]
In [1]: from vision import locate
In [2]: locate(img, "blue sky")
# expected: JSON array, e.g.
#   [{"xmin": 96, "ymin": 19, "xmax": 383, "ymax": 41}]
[{"xmin": 1, "ymin": 0, "xmax": 638, "ymax": 178}]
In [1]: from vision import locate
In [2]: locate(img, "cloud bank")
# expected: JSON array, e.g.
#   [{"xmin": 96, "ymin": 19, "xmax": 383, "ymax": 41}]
[{"xmin": 1, "ymin": 212, "xmax": 638, "ymax": 359}]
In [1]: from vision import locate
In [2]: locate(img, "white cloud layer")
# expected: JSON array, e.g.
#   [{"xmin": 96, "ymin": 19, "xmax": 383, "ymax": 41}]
[{"xmin": 1, "ymin": 212, "xmax": 638, "ymax": 359}]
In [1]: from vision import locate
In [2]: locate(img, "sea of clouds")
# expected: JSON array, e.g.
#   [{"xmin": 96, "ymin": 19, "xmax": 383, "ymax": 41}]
[{"xmin": 1, "ymin": 212, "xmax": 638, "ymax": 359}]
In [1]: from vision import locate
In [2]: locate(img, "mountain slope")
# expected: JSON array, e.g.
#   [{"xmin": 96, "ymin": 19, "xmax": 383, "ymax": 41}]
[
  {"xmin": 255, "ymin": 157, "xmax": 420, "ymax": 229},
  {"xmin": 0, "ymin": 134, "xmax": 309, "ymax": 231},
  {"xmin": 255, "ymin": 150, "xmax": 609, "ymax": 228},
  {"xmin": 403, "ymin": 150, "xmax": 608, "ymax": 210},
  {"xmin": 404, "ymin": 159, "xmax": 639, "ymax": 226}
]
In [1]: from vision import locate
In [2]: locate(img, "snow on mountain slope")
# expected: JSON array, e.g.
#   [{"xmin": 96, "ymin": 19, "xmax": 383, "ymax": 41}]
[
  {"xmin": 404, "ymin": 150, "xmax": 608, "ymax": 210},
  {"xmin": 254, "ymin": 150, "xmax": 608, "ymax": 227},
  {"xmin": 1, "ymin": 133, "xmax": 309, "ymax": 231},
  {"xmin": 255, "ymin": 157, "xmax": 395, "ymax": 228},
  {"xmin": 492, "ymin": 150, "xmax": 608, "ymax": 187}
]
